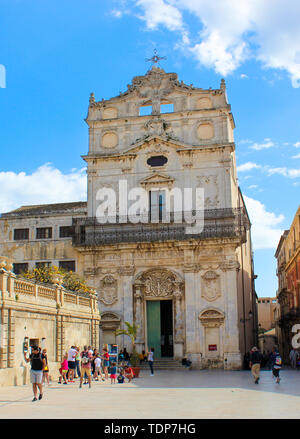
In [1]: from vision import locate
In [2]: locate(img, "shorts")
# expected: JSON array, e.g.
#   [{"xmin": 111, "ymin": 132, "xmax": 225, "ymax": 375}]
[
  {"xmin": 110, "ymin": 374, "xmax": 117, "ymax": 379},
  {"xmin": 30, "ymin": 370, "xmax": 43, "ymax": 384},
  {"xmin": 81, "ymin": 367, "xmax": 91, "ymax": 377},
  {"xmin": 95, "ymin": 367, "xmax": 102, "ymax": 373},
  {"xmin": 62, "ymin": 369, "xmax": 68, "ymax": 374},
  {"xmin": 68, "ymin": 361, "xmax": 76, "ymax": 370}
]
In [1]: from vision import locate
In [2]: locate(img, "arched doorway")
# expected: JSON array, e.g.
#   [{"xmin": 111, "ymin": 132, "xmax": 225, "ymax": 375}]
[{"xmin": 134, "ymin": 268, "xmax": 184, "ymax": 358}]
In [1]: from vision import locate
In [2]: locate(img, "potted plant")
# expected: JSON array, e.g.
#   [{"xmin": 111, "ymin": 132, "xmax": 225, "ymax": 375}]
[{"xmin": 115, "ymin": 321, "xmax": 141, "ymax": 378}]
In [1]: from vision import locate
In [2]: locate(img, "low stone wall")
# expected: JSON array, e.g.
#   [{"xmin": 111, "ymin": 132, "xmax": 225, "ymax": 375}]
[{"xmin": 0, "ymin": 256, "xmax": 100, "ymax": 387}]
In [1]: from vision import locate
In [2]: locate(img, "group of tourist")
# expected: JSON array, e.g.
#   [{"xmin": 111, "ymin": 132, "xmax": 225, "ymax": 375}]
[
  {"xmin": 248, "ymin": 345, "xmax": 283, "ymax": 384},
  {"xmin": 24, "ymin": 343, "xmax": 155, "ymax": 401}
]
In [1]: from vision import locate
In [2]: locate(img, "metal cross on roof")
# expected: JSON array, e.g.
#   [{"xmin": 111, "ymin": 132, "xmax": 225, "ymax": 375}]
[{"xmin": 145, "ymin": 49, "xmax": 167, "ymax": 66}]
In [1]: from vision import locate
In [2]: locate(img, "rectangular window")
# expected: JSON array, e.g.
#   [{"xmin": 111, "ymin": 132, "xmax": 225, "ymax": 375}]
[
  {"xmin": 59, "ymin": 260, "xmax": 76, "ymax": 272},
  {"xmin": 59, "ymin": 226, "xmax": 74, "ymax": 238},
  {"xmin": 14, "ymin": 228, "xmax": 29, "ymax": 241},
  {"xmin": 35, "ymin": 261, "xmax": 51, "ymax": 268},
  {"xmin": 36, "ymin": 227, "xmax": 52, "ymax": 239},
  {"xmin": 149, "ymin": 190, "xmax": 166, "ymax": 222},
  {"xmin": 13, "ymin": 263, "xmax": 29, "ymax": 275}
]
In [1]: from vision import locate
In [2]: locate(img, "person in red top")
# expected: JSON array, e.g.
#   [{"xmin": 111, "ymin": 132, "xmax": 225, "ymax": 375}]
[
  {"xmin": 102, "ymin": 348, "xmax": 110, "ymax": 380},
  {"xmin": 124, "ymin": 366, "xmax": 134, "ymax": 382}
]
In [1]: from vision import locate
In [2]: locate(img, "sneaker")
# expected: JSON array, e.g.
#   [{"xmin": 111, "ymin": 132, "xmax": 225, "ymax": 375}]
[
  {"xmin": 79, "ymin": 384, "xmax": 82, "ymax": 388},
  {"xmin": 32, "ymin": 397, "xmax": 37, "ymax": 402},
  {"xmin": 63, "ymin": 382, "xmax": 67, "ymax": 385},
  {"xmin": 38, "ymin": 394, "xmax": 43, "ymax": 400},
  {"xmin": 150, "ymin": 374, "xmax": 154, "ymax": 376}
]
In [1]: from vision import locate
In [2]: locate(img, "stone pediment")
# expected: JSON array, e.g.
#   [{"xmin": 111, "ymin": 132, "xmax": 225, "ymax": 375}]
[
  {"xmin": 89, "ymin": 66, "xmax": 208, "ymax": 109},
  {"xmin": 139, "ymin": 172, "xmax": 174, "ymax": 187},
  {"xmin": 122, "ymin": 136, "xmax": 187, "ymax": 155}
]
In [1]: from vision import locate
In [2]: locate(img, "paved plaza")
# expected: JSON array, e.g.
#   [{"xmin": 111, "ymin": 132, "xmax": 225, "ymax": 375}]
[{"xmin": 0, "ymin": 369, "xmax": 300, "ymax": 419}]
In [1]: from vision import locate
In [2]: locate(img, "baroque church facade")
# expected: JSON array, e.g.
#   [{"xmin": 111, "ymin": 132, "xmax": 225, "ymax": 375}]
[{"xmin": 0, "ymin": 66, "xmax": 257, "ymax": 369}]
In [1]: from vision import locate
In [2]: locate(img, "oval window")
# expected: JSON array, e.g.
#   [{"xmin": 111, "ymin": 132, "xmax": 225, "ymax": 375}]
[{"xmin": 147, "ymin": 155, "xmax": 168, "ymax": 167}]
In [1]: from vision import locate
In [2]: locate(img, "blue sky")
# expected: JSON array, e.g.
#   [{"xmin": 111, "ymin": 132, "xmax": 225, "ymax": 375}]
[{"xmin": 1, "ymin": 0, "xmax": 300, "ymax": 298}]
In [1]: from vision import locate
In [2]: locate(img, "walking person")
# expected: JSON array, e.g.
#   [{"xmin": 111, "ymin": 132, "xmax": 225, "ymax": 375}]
[
  {"xmin": 42, "ymin": 348, "xmax": 50, "ymax": 386},
  {"xmin": 249, "ymin": 347, "xmax": 263, "ymax": 384},
  {"xmin": 75, "ymin": 347, "xmax": 81, "ymax": 379},
  {"xmin": 147, "ymin": 347, "xmax": 154, "ymax": 376},
  {"xmin": 102, "ymin": 348, "xmax": 110, "ymax": 380},
  {"xmin": 67, "ymin": 345, "xmax": 77, "ymax": 383},
  {"xmin": 94, "ymin": 354, "xmax": 105, "ymax": 381},
  {"xmin": 289, "ymin": 348, "xmax": 299, "ymax": 369},
  {"xmin": 79, "ymin": 346, "xmax": 93, "ymax": 389},
  {"xmin": 24, "ymin": 345, "xmax": 46, "ymax": 401},
  {"xmin": 271, "ymin": 346, "xmax": 282, "ymax": 383}
]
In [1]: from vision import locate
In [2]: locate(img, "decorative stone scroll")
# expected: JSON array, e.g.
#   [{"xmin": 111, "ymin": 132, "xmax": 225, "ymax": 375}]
[
  {"xmin": 99, "ymin": 275, "xmax": 118, "ymax": 305},
  {"xmin": 198, "ymin": 309, "xmax": 225, "ymax": 328}
]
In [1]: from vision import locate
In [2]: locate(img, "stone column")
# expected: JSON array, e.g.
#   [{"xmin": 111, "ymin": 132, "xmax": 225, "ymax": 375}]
[
  {"xmin": 8, "ymin": 309, "xmax": 15, "ymax": 368},
  {"xmin": 119, "ymin": 266, "xmax": 135, "ymax": 352},
  {"xmin": 134, "ymin": 287, "xmax": 144, "ymax": 354},
  {"xmin": 221, "ymin": 260, "xmax": 242, "ymax": 369},
  {"xmin": 173, "ymin": 284, "xmax": 184, "ymax": 359},
  {"xmin": 0, "ymin": 308, "xmax": 9, "ymax": 369},
  {"xmin": 183, "ymin": 263, "xmax": 202, "ymax": 368}
]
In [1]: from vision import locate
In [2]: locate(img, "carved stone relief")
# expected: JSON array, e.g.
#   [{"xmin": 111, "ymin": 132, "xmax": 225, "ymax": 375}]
[
  {"xmin": 99, "ymin": 275, "xmax": 118, "ymax": 305},
  {"xmin": 201, "ymin": 270, "xmax": 221, "ymax": 302}
]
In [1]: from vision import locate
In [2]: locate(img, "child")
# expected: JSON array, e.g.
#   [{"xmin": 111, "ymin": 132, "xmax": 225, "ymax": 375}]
[
  {"xmin": 117, "ymin": 369, "xmax": 125, "ymax": 384},
  {"xmin": 110, "ymin": 362, "xmax": 117, "ymax": 384},
  {"xmin": 59, "ymin": 355, "xmax": 68, "ymax": 384},
  {"xmin": 94, "ymin": 354, "xmax": 105, "ymax": 381}
]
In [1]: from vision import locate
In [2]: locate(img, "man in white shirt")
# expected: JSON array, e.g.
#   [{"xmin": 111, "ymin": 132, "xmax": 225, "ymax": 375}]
[{"xmin": 67, "ymin": 345, "xmax": 77, "ymax": 382}]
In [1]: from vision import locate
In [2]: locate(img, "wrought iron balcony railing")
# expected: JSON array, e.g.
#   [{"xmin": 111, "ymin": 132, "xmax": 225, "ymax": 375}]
[{"xmin": 72, "ymin": 208, "xmax": 250, "ymax": 247}]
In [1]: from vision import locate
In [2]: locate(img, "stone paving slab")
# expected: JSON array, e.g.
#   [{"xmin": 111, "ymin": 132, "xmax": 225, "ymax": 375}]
[{"xmin": 0, "ymin": 369, "xmax": 300, "ymax": 419}]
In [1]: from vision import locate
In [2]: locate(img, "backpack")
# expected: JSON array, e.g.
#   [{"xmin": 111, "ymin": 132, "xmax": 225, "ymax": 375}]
[
  {"xmin": 275, "ymin": 355, "xmax": 282, "ymax": 366},
  {"xmin": 81, "ymin": 351, "xmax": 89, "ymax": 364}
]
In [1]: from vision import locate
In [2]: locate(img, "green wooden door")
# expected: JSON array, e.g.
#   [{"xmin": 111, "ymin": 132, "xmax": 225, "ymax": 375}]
[{"xmin": 146, "ymin": 301, "xmax": 161, "ymax": 358}]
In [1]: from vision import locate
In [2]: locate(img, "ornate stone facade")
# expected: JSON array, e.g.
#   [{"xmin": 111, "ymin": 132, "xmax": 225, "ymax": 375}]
[{"xmin": 0, "ymin": 66, "xmax": 257, "ymax": 369}]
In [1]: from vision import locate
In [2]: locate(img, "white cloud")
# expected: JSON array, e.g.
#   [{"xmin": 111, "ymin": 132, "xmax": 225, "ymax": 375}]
[
  {"xmin": 237, "ymin": 162, "xmax": 261, "ymax": 172},
  {"xmin": 294, "ymin": 142, "xmax": 300, "ymax": 148},
  {"xmin": 292, "ymin": 153, "xmax": 300, "ymax": 159},
  {"xmin": 250, "ymin": 139, "xmax": 275, "ymax": 151},
  {"xmin": 122, "ymin": 0, "xmax": 300, "ymax": 87},
  {"xmin": 244, "ymin": 195, "xmax": 285, "ymax": 250},
  {"xmin": 0, "ymin": 163, "xmax": 87, "ymax": 214},
  {"xmin": 266, "ymin": 167, "xmax": 300, "ymax": 178},
  {"xmin": 135, "ymin": 0, "xmax": 183, "ymax": 31}
]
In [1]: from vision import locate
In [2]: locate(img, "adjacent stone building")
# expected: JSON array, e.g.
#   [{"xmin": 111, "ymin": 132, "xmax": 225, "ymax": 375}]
[
  {"xmin": 0, "ymin": 256, "xmax": 100, "ymax": 386},
  {"xmin": 0, "ymin": 66, "xmax": 257, "ymax": 369},
  {"xmin": 275, "ymin": 206, "xmax": 300, "ymax": 362}
]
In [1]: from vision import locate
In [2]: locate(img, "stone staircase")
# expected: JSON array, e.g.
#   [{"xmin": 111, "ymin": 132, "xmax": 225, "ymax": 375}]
[{"xmin": 138, "ymin": 358, "xmax": 185, "ymax": 370}]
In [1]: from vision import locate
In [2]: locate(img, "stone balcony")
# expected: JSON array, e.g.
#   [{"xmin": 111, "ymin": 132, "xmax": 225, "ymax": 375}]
[{"xmin": 72, "ymin": 208, "xmax": 250, "ymax": 247}]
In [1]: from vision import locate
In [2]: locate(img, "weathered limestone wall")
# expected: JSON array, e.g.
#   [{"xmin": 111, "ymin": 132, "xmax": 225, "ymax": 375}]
[{"xmin": 0, "ymin": 257, "xmax": 100, "ymax": 387}]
